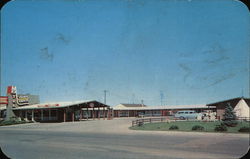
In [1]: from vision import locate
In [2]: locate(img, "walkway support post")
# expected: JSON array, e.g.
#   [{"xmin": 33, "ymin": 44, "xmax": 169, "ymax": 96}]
[
  {"xmin": 64, "ymin": 109, "xmax": 66, "ymax": 122},
  {"xmin": 49, "ymin": 109, "xmax": 51, "ymax": 121},
  {"xmin": 25, "ymin": 111, "xmax": 28, "ymax": 121},
  {"xmin": 80, "ymin": 106, "xmax": 82, "ymax": 120},
  {"xmin": 31, "ymin": 110, "xmax": 34, "ymax": 121},
  {"xmin": 56, "ymin": 110, "xmax": 58, "ymax": 121},
  {"xmin": 98, "ymin": 106, "xmax": 100, "ymax": 120},
  {"xmin": 72, "ymin": 111, "xmax": 74, "ymax": 122},
  {"xmin": 87, "ymin": 107, "xmax": 89, "ymax": 120},
  {"xmin": 103, "ymin": 107, "xmax": 105, "ymax": 120},
  {"xmin": 41, "ymin": 109, "xmax": 43, "ymax": 121},
  {"xmin": 72, "ymin": 107, "xmax": 75, "ymax": 122}
]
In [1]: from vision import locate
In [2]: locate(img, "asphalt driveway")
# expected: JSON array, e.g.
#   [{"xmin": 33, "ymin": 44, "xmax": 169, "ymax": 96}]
[{"xmin": 0, "ymin": 118, "xmax": 249, "ymax": 159}]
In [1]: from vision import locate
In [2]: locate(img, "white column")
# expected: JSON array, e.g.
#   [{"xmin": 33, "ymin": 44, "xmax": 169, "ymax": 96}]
[
  {"xmin": 98, "ymin": 107, "xmax": 100, "ymax": 120},
  {"xmin": 103, "ymin": 107, "xmax": 105, "ymax": 120},
  {"xmin": 19, "ymin": 111, "xmax": 22, "ymax": 119},
  {"xmin": 25, "ymin": 111, "xmax": 28, "ymax": 121},
  {"xmin": 86, "ymin": 107, "xmax": 89, "ymax": 120},
  {"xmin": 31, "ymin": 110, "xmax": 34, "ymax": 121},
  {"xmin": 80, "ymin": 108, "xmax": 83, "ymax": 120}
]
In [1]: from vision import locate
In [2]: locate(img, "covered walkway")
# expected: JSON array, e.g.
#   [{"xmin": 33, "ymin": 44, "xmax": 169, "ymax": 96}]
[{"xmin": 12, "ymin": 100, "xmax": 112, "ymax": 122}]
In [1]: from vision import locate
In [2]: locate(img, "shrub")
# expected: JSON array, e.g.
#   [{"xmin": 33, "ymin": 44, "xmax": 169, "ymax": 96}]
[
  {"xmin": 138, "ymin": 121, "xmax": 144, "ymax": 127},
  {"xmin": 222, "ymin": 103, "xmax": 238, "ymax": 127},
  {"xmin": 238, "ymin": 127, "xmax": 250, "ymax": 132},
  {"xmin": 169, "ymin": 125, "xmax": 179, "ymax": 130},
  {"xmin": 214, "ymin": 124, "xmax": 227, "ymax": 132},
  {"xmin": 192, "ymin": 125, "xmax": 204, "ymax": 131}
]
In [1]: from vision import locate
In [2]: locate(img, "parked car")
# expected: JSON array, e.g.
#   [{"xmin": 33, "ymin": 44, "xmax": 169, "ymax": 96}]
[
  {"xmin": 174, "ymin": 110, "xmax": 201, "ymax": 120},
  {"xmin": 137, "ymin": 112, "xmax": 145, "ymax": 118}
]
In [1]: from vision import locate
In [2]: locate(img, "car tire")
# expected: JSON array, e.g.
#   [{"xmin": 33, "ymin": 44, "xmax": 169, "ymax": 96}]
[{"xmin": 180, "ymin": 116, "xmax": 185, "ymax": 120}]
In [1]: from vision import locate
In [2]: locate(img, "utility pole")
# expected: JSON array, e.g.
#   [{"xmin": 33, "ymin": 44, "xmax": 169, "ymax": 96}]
[
  {"xmin": 141, "ymin": 99, "xmax": 144, "ymax": 106},
  {"xmin": 104, "ymin": 90, "xmax": 108, "ymax": 104},
  {"xmin": 132, "ymin": 94, "xmax": 135, "ymax": 104}
]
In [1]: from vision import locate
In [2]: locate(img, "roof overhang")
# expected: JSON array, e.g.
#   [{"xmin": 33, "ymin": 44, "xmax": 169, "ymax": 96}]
[{"xmin": 12, "ymin": 100, "xmax": 109, "ymax": 110}]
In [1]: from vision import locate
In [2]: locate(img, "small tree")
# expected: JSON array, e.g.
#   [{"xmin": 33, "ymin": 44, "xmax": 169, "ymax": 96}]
[{"xmin": 222, "ymin": 102, "xmax": 238, "ymax": 127}]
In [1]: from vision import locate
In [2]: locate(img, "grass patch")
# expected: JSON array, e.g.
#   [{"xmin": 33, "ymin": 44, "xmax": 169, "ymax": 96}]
[
  {"xmin": 130, "ymin": 121, "xmax": 250, "ymax": 133},
  {"xmin": 0, "ymin": 120, "xmax": 33, "ymax": 126}
]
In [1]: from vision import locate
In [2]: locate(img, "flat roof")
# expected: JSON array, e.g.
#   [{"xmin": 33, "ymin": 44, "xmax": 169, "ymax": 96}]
[{"xmin": 113, "ymin": 105, "xmax": 216, "ymax": 110}]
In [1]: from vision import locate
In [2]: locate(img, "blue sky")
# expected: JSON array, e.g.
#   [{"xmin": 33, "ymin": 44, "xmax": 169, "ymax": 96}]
[{"xmin": 1, "ymin": 0, "xmax": 249, "ymax": 106}]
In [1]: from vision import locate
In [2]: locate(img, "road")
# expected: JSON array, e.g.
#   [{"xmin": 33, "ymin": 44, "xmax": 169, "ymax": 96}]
[{"xmin": 0, "ymin": 118, "xmax": 249, "ymax": 159}]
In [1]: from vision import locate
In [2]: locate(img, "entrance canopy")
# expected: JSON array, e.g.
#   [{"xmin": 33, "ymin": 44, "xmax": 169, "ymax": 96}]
[
  {"xmin": 12, "ymin": 100, "xmax": 111, "ymax": 122},
  {"xmin": 13, "ymin": 100, "xmax": 109, "ymax": 110}
]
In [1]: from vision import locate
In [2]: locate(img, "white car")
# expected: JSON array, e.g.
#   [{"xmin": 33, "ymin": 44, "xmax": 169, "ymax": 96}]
[{"xmin": 174, "ymin": 110, "xmax": 201, "ymax": 119}]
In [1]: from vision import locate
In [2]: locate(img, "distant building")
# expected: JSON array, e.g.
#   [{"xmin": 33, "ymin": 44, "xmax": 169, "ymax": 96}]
[
  {"xmin": 207, "ymin": 97, "xmax": 250, "ymax": 120},
  {"xmin": 113, "ymin": 103, "xmax": 215, "ymax": 117},
  {"xmin": 113, "ymin": 103, "xmax": 146, "ymax": 117}
]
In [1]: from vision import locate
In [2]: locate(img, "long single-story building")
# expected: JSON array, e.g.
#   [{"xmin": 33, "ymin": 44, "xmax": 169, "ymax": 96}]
[
  {"xmin": 12, "ymin": 100, "xmax": 112, "ymax": 122},
  {"xmin": 113, "ymin": 103, "xmax": 216, "ymax": 117}
]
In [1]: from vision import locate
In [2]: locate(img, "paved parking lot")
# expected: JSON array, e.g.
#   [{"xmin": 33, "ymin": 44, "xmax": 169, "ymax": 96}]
[{"xmin": 0, "ymin": 118, "xmax": 249, "ymax": 159}]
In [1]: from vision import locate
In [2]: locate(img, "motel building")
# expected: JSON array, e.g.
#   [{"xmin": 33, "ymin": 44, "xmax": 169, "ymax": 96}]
[
  {"xmin": 1, "ymin": 86, "xmax": 112, "ymax": 122},
  {"xmin": 113, "ymin": 103, "xmax": 216, "ymax": 118},
  {"xmin": 2, "ymin": 86, "xmax": 249, "ymax": 122},
  {"xmin": 11, "ymin": 100, "xmax": 112, "ymax": 122},
  {"xmin": 113, "ymin": 97, "xmax": 250, "ymax": 120},
  {"xmin": 207, "ymin": 97, "xmax": 250, "ymax": 120}
]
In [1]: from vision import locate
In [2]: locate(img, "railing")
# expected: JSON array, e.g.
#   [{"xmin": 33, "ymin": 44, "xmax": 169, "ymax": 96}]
[
  {"xmin": 132, "ymin": 116, "xmax": 250, "ymax": 127},
  {"xmin": 237, "ymin": 117, "xmax": 250, "ymax": 121},
  {"xmin": 132, "ymin": 117, "xmax": 169, "ymax": 127}
]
